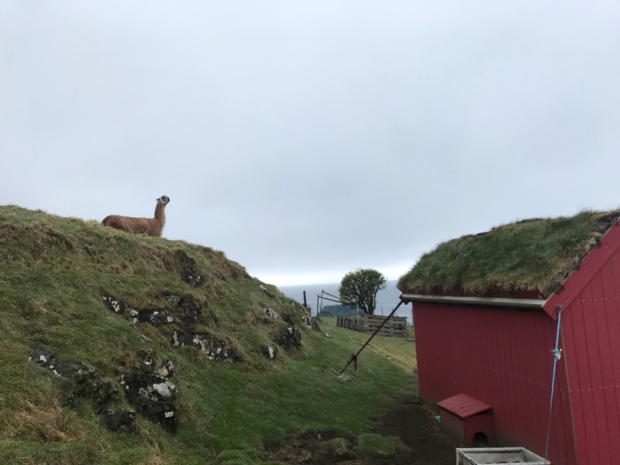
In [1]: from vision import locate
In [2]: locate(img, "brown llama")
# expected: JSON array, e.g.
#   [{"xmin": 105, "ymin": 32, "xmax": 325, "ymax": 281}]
[{"xmin": 102, "ymin": 196, "xmax": 170, "ymax": 237}]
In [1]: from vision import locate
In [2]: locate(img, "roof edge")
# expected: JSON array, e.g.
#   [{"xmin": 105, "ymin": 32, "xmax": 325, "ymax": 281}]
[
  {"xmin": 401, "ymin": 293, "xmax": 547, "ymax": 310},
  {"xmin": 544, "ymin": 219, "xmax": 620, "ymax": 318}
]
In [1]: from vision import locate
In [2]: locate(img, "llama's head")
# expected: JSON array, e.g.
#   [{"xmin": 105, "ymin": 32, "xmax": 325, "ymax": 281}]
[{"xmin": 157, "ymin": 196, "xmax": 170, "ymax": 206}]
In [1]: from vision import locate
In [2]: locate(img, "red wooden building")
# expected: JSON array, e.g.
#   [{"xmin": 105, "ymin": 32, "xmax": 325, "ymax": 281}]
[{"xmin": 398, "ymin": 211, "xmax": 620, "ymax": 465}]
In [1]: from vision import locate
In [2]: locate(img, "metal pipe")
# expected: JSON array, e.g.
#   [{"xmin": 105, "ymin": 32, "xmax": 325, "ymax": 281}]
[{"xmin": 339, "ymin": 300, "xmax": 404, "ymax": 375}]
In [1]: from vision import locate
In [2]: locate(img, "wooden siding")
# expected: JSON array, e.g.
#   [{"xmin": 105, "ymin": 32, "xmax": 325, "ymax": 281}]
[{"xmin": 412, "ymin": 303, "xmax": 577, "ymax": 465}]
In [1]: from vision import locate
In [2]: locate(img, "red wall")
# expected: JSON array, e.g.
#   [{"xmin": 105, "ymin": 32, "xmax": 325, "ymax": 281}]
[
  {"xmin": 559, "ymin": 254, "xmax": 620, "ymax": 465},
  {"xmin": 539, "ymin": 222, "xmax": 620, "ymax": 465},
  {"xmin": 412, "ymin": 303, "xmax": 577, "ymax": 465}
]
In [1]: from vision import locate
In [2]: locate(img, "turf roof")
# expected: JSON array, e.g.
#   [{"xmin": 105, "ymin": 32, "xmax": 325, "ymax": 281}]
[{"xmin": 398, "ymin": 210, "xmax": 620, "ymax": 298}]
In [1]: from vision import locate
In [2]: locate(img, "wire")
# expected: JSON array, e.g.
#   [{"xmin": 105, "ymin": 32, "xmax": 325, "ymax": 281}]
[{"xmin": 544, "ymin": 306, "xmax": 563, "ymax": 465}]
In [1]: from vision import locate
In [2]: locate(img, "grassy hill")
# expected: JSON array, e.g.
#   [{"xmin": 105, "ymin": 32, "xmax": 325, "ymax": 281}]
[{"xmin": 0, "ymin": 205, "xmax": 416, "ymax": 465}]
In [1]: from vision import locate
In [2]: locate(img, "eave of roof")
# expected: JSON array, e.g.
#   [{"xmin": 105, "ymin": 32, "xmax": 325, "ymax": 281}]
[{"xmin": 401, "ymin": 293, "xmax": 546, "ymax": 310}]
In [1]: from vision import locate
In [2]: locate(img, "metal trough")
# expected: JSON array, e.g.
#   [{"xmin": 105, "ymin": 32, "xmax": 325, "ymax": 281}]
[{"xmin": 456, "ymin": 447, "xmax": 548, "ymax": 465}]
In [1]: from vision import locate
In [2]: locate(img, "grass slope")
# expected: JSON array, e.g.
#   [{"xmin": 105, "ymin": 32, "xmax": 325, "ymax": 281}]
[{"xmin": 0, "ymin": 206, "xmax": 415, "ymax": 465}]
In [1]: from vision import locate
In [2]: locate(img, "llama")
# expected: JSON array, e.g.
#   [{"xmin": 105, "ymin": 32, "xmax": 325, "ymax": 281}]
[{"xmin": 102, "ymin": 196, "xmax": 170, "ymax": 237}]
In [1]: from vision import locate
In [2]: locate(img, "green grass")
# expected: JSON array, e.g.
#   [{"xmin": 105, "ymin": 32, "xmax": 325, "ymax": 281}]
[
  {"xmin": 0, "ymin": 205, "xmax": 416, "ymax": 464},
  {"xmin": 355, "ymin": 432, "xmax": 410, "ymax": 456},
  {"xmin": 398, "ymin": 209, "xmax": 620, "ymax": 297}
]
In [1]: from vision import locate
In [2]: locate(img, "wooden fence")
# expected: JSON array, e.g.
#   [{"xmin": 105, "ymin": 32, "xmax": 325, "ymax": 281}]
[{"xmin": 336, "ymin": 314, "xmax": 408, "ymax": 337}]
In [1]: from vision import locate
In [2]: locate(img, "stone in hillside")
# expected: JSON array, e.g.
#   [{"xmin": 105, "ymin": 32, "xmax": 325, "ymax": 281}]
[
  {"xmin": 184, "ymin": 269, "xmax": 203, "ymax": 288},
  {"xmin": 259, "ymin": 284, "xmax": 274, "ymax": 298},
  {"xmin": 301, "ymin": 314, "xmax": 319, "ymax": 330},
  {"xmin": 176, "ymin": 250, "xmax": 203, "ymax": 288},
  {"xmin": 281, "ymin": 312, "xmax": 294, "ymax": 325},
  {"xmin": 29, "ymin": 350, "xmax": 118, "ymax": 412},
  {"xmin": 261, "ymin": 345, "xmax": 278, "ymax": 359},
  {"xmin": 120, "ymin": 367, "xmax": 178, "ymax": 433},
  {"xmin": 263, "ymin": 308, "xmax": 278, "ymax": 319},
  {"xmin": 274, "ymin": 325, "xmax": 302, "ymax": 349},
  {"xmin": 191, "ymin": 333, "xmax": 243, "ymax": 363},
  {"xmin": 29, "ymin": 349, "xmax": 124, "ymax": 429},
  {"xmin": 165, "ymin": 294, "xmax": 205, "ymax": 333},
  {"xmin": 102, "ymin": 296, "xmax": 134, "ymax": 315},
  {"xmin": 135, "ymin": 308, "xmax": 175, "ymax": 327},
  {"xmin": 100, "ymin": 408, "xmax": 136, "ymax": 432},
  {"xmin": 29, "ymin": 349, "xmax": 54, "ymax": 366}
]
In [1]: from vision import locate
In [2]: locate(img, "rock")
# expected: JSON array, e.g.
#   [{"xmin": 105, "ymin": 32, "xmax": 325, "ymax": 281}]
[
  {"xmin": 29, "ymin": 349, "xmax": 54, "ymax": 366},
  {"xmin": 175, "ymin": 249, "xmax": 204, "ymax": 288},
  {"xmin": 120, "ymin": 367, "xmax": 178, "ymax": 433},
  {"xmin": 102, "ymin": 296, "xmax": 133, "ymax": 315},
  {"xmin": 165, "ymin": 294, "xmax": 205, "ymax": 334},
  {"xmin": 135, "ymin": 308, "xmax": 174, "ymax": 327},
  {"xmin": 156, "ymin": 360, "xmax": 176, "ymax": 378},
  {"xmin": 103, "ymin": 296, "xmax": 174, "ymax": 327},
  {"xmin": 29, "ymin": 348, "xmax": 179, "ymax": 433},
  {"xmin": 103, "ymin": 292, "xmax": 244, "ymax": 367},
  {"xmin": 261, "ymin": 345, "xmax": 278, "ymax": 359},
  {"xmin": 259, "ymin": 284, "xmax": 274, "ymax": 298},
  {"xmin": 171, "ymin": 331, "xmax": 185, "ymax": 347},
  {"xmin": 185, "ymin": 270, "xmax": 203, "ymax": 288},
  {"xmin": 191, "ymin": 333, "xmax": 243, "ymax": 363},
  {"xmin": 79, "ymin": 377, "xmax": 118, "ymax": 412},
  {"xmin": 263, "ymin": 308, "xmax": 278, "ymax": 319},
  {"xmin": 29, "ymin": 349, "xmax": 119, "ymax": 419},
  {"xmin": 100, "ymin": 409, "xmax": 136, "ymax": 432},
  {"xmin": 281, "ymin": 312, "xmax": 294, "ymax": 325},
  {"xmin": 170, "ymin": 331, "xmax": 243, "ymax": 362},
  {"xmin": 301, "ymin": 314, "xmax": 318, "ymax": 329},
  {"xmin": 274, "ymin": 325, "xmax": 302, "ymax": 350}
]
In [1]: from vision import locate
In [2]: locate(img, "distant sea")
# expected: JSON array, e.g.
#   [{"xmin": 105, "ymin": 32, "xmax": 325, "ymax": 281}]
[{"xmin": 279, "ymin": 280, "xmax": 412, "ymax": 323}]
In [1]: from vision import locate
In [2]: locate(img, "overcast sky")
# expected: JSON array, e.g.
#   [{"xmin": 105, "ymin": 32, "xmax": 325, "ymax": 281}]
[{"xmin": 1, "ymin": 1, "xmax": 619, "ymax": 286}]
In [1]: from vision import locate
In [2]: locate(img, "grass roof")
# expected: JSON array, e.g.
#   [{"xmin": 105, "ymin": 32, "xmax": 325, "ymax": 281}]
[{"xmin": 398, "ymin": 210, "xmax": 620, "ymax": 298}]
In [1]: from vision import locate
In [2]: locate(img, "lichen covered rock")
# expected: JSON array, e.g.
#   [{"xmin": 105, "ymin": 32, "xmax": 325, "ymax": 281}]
[
  {"xmin": 261, "ymin": 345, "xmax": 278, "ymax": 359},
  {"xmin": 274, "ymin": 325, "xmax": 303, "ymax": 349},
  {"xmin": 29, "ymin": 349, "xmax": 134, "ymax": 432},
  {"xmin": 120, "ymin": 367, "xmax": 178, "ymax": 433}
]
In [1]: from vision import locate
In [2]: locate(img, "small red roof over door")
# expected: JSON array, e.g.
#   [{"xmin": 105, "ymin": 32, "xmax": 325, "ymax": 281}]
[{"xmin": 437, "ymin": 393, "xmax": 492, "ymax": 419}]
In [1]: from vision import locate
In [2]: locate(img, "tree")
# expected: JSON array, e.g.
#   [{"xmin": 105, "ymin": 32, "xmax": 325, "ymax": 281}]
[{"xmin": 339, "ymin": 268, "xmax": 387, "ymax": 315}]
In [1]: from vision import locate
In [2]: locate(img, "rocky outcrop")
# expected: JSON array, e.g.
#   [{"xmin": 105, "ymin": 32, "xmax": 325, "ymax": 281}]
[
  {"xmin": 102, "ymin": 286, "xmax": 312, "ymax": 365},
  {"xmin": 274, "ymin": 325, "xmax": 303, "ymax": 349},
  {"xmin": 120, "ymin": 361, "xmax": 178, "ymax": 433},
  {"xmin": 186, "ymin": 333, "xmax": 243, "ymax": 363},
  {"xmin": 103, "ymin": 293, "xmax": 245, "ymax": 364},
  {"xmin": 174, "ymin": 249, "xmax": 204, "ymax": 288},
  {"xmin": 29, "ymin": 349, "xmax": 134, "ymax": 432},
  {"xmin": 261, "ymin": 345, "xmax": 278, "ymax": 359},
  {"xmin": 29, "ymin": 349, "xmax": 179, "ymax": 433}
]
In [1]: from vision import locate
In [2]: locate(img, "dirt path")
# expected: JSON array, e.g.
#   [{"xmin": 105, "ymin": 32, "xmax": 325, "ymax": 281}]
[
  {"xmin": 376, "ymin": 396, "xmax": 457, "ymax": 465},
  {"xmin": 268, "ymin": 396, "xmax": 458, "ymax": 465}
]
